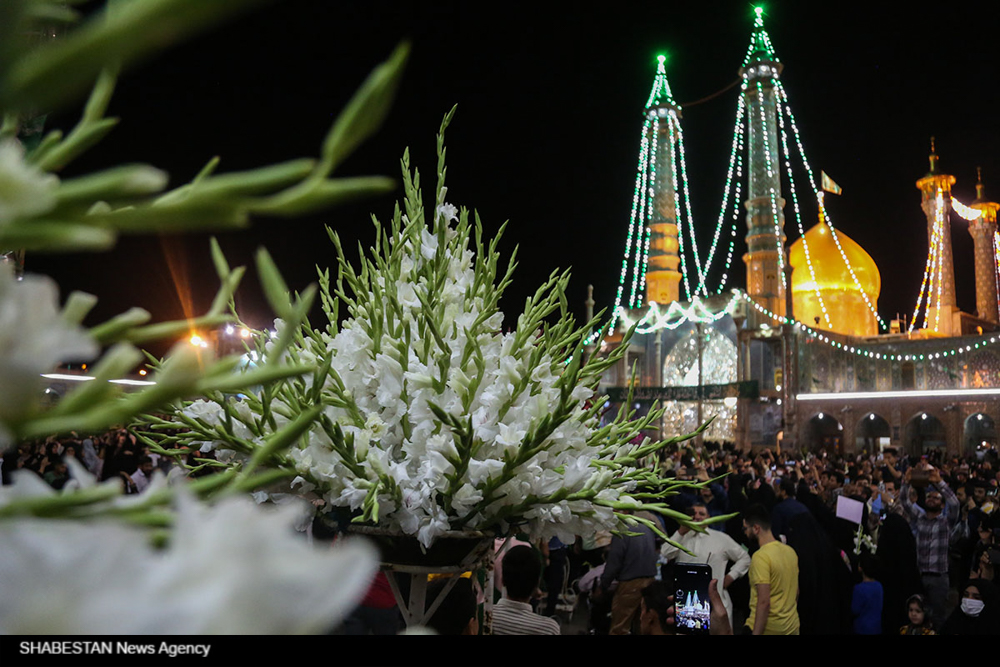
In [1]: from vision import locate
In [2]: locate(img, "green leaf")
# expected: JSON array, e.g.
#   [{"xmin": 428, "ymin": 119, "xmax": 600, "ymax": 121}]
[
  {"xmin": 248, "ymin": 176, "xmax": 395, "ymax": 218},
  {"xmin": 255, "ymin": 247, "xmax": 292, "ymax": 320},
  {"xmin": 55, "ymin": 163, "xmax": 168, "ymax": 205},
  {"xmin": 317, "ymin": 40, "xmax": 410, "ymax": 176},
  {"xmin": 0, "ymin": 220, "xmax": 116, "ymax": 252},
  {"xmin": 2, "ymin": 0, "xmax": 269, "ymax": 113}
]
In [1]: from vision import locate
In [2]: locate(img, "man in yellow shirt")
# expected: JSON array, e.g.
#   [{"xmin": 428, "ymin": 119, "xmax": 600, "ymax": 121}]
[{"xmin": 742, "ymin": 503, "xmax": 800, "ymax": 635}]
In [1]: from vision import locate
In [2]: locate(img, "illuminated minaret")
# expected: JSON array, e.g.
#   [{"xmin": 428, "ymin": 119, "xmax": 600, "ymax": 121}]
[
  {"xmin": 969, "ymin": 168, "xmax": 1000, "ymax": 324},
  {"xmin": 643, "ymin": 55, "xmax": 683, "ymax": 306},
  {"xmin": 915, "ymin": 138, "xmax": 958, "ymax": 334},
  {"xmin": 740, "ymin": 7, "xmax": 787, "ymax": 324}
]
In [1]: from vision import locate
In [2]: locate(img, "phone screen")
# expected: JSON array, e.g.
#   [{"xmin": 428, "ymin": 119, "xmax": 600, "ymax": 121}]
[{"xmin": 674, "ymin": 563, "xmax": 712, "ymax": 635}]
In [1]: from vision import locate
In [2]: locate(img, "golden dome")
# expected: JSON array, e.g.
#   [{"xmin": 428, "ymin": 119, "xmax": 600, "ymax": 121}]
[{"xmin": 789, "ymin": 220, "xmax": 881, "ymax": 337}]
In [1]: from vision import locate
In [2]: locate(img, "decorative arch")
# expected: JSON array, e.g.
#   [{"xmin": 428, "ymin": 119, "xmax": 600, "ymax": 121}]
[
  {"xmin": 803, "ymin": 411, "xmax": 843, "ymax": 455},
  {"xmin": 964, "ymin": 413, "xmax": 997, "ymax": 456},
  {"xmin": 855, "ymin": 412, "xmax": 890, "ymax": 454},
  {"xmin": 902, "ymin": 412, "xmax": 946, "ymax": 457}
]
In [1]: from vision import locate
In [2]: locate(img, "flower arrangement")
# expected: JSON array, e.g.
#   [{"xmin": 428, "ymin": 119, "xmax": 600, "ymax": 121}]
[
  {"xmin": 0, "ymin": 0, "xmax": 413, "ymax": 633},
  {"xmin": 147, "ymin": 111, "xmax": 722, "ymax": 550}
]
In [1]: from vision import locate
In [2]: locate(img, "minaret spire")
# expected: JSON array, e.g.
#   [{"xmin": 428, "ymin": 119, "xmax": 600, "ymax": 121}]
[
  {"xmin": 740, "ymin": 6, "xmax": 787, "ymax": 324},
  {"xmin": 643, "ymin": 54, "xmax": 683, "ymax": 306},
  {"xmin": 915, "ymin": 140, "xmax": 958, "ymax": 334},
  {"xmin": 969, "ymin": 168, "xmax": 1000, "ymax": 324}
]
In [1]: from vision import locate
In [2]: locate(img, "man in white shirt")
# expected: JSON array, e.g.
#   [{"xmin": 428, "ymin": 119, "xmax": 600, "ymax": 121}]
[
  {"xmin": 491, "ymin": 545, "xmax": 561, "ymax": 635},
  {"xmin": 660, "ymin": 502, "xmax": 751, "ymax": 628},
  {"xmin": 130, "ymin": 456, "xmax": 155, "ymax": 494}
]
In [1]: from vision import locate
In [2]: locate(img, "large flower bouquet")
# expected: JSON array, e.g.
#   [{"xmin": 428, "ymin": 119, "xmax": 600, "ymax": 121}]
[{"xmin": 147, "ymin": 111, "xmax": 720, "ymax": 549}]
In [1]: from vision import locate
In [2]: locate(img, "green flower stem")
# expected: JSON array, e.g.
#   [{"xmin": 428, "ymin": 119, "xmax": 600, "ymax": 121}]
[
  {"xmin": 0, "ymin": 483, "xmax": 122, "ymax": 519},
  {"xmin": 239, "ymin": 404, "xmax": 322, "ymax": 480},
  {"xmin": 3, "ymin": 0, "xmax": 268, "ymax": 114}
]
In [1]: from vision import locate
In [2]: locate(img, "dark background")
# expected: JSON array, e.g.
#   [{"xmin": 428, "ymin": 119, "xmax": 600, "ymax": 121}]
[{"xmin": 29, "ymin": 1, "xmax": 1000, "ymax": 356}]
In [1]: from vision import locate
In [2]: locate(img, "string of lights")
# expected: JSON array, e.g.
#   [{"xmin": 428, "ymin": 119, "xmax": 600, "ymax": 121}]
[
  {"xmin": 775, "ymin": 94, "xmax": 831, "ymax": 327},
  {"xmin": 754, "ymin": 80, "xmax": 787, "ymax": 287},
  {"xmin": 742, "ymin": 290, "xmax": 1000, "ymax": 362},
  {"xmin": 932, "ymin": 189, "xmax": 945, "ymax": 331},
  {"xmin": 632, "ymin": 291, "xmax": 742, "ymax": 333},
  {"xmin": 698, "ymin": 96, "xmax": 746, "ymax": 297},
  {"xmin": 628, "ymin": 118, "xmax": 654, "ymax": 310},
  {"xmin": 673, "ymin": 115, "xmax": 706, "ymax": 295},
  {"xmin": 637, "ymin": 116, "xmax": 661, "ymax": 305},
  {"xmin": 775, "ymin": 80, "xmax": 887, "ymax": 330},
  {"xmin": 994, "ymin": 231, "xmax": 1000, "ymax": 318},
  {"xmin": 995, "ymin": 231, "xmax": 1000, "ymax": 318},
  {"xmin": 951, "ymin": 197, "xmax": 984, "ymax": 222},
  {"xmin": 908, "ymin": 197, "xmax": 941, "ymax": 332},
  {"xmin": 668, "ymin": 114, "xmax": 693, "ymax": 302}
]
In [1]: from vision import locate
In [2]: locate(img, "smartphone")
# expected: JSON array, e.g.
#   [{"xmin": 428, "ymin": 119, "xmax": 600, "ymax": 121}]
[{"xmin": 674, "ymin": 563, "xmax": 712, "ymax": 635}]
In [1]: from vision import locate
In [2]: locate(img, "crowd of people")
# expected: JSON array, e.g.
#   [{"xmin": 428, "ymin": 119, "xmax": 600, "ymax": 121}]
[
  {"xmin": 4, "ymin": 427, "xmax": 998, "ymax": 636},
  {"xmin": 0, "ymin": 428, "xmax": 209, "ymax": 492},
  {"xmin": 412, "ymin": 442, "xmax": 999, "ymax": 635}
]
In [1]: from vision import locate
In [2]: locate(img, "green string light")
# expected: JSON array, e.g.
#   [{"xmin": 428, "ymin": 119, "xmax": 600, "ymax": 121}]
[
  {"xmin": 673, "ymin": 115, "xmax": 705, "ymax": 295},
  {"xmin": 638, "ymin": 116, "xmax": 661, "ymax": 303},
  {"xmin": 699, "ymin": 95, "xmax": 745, "ymax": 296},
  {"xmin": 774, "ymin": 80, "xmax": 887, "ymax": 330},
  {"xmin": 774, "ymin": 87, "xmax": 830, "ymax": 327},
  {"xmin": 742, "ymin": 291, "xmax": 1000, "ymax": 362}
]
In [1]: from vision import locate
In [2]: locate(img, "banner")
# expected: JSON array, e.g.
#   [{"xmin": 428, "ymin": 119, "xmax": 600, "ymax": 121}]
[{"xmin": 603, "ymin": 381, "xmax": 758, "ymax": 403}]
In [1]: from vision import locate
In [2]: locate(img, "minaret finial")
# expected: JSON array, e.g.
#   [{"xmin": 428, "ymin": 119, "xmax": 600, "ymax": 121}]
[
  {"xmin": 928, "ymin": 136, "xmax": 938, "ymax": 174},
  {"xmin": 975, "ymin": 166, "xmax": 986, "ymax": 202}
]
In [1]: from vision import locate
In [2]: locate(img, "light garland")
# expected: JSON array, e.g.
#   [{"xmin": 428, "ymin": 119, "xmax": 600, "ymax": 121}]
[
  {"xmin": 594, "ymin": 56, "xmax": 684, "ymax": 340},
  {"xmin": 951, "ymin": 197, "xmax": 984, "ymax": 222},
  {"xmin": 742, "ymin": 290, "xmax": 1000, "ymax": 362},
  {"xmin": 995, "ymin": 231, "xmax": 1000, "ymax": 317},
  {"xmin": 699, "ymin": 96, "xmax": 746, "ymax": 296},
  {"xmin": 775, "ymin": 94, "xmax": 830, "ymax": 327},
  {"xmin": 742, "ymin": 7, "xmax": 779, "ymax": 68},
  {"xmin": 637, "ymin": 116, "xmax": 660, "ymax": 304},
  {"xmin": 908, "ymin": 197, "xmax": 939, "ymax": 333},
  {"xmin": 673, "ymin": 115, "xmax": 705, "ymax": 295},
  {"xmin": 634, "ymin": 291, "xmax": 742, "ymax": 333},
  {"xmin": 774, "ymin": 80, "xmax": 886, "ymax": 330},
  {"xmin": 753, "ymin": 80, "xmax": 786, "ymax": 287},
  {"xmin": 668, "ymin": 114, "xmax": 693, "ymax": 302},
  {"xmin": 933, "ymin": 190, "xmax": 945, "ymax": 331},
  {"xmin": 629, "ymin": 118, "xmax": 654, "ymax": 309}
]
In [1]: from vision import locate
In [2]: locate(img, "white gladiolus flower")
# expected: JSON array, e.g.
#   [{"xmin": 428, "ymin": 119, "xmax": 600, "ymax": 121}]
[
  {"xmin": 153, "ymin": 138, "xmax": 702, "ymax": 550},
  {"xmin": 0, "ymin": 139, "xmax": 59, "ymax": 225},
  {"xmin": 0, "ymin": 265, "xmax": 98, "ymax": 422},
  {"xmin": 0, "ymin": 491, "xmax": 377, "ymax": 635},
  {"xmin": 436, "ymin": 202, "xmax": 458, "ymax": 223}
]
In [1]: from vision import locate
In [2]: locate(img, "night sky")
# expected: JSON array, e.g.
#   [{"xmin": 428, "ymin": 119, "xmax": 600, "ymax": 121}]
[{"xmin": 29, "ymin": 1, "xmax": 1000, "ymax": 357}]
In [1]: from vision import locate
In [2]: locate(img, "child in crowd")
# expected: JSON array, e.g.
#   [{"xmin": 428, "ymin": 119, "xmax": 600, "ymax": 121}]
[
  {"xmin": 851, "ymin": 553, "xmax": 882, "ymax": 634},
  {"xmin": 898, "ymin": 594, "xmax": 935, "ymax": 635}
]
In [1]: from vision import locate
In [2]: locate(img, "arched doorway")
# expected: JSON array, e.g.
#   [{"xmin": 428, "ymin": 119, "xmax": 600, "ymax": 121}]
[
  {"xmin": 964, "ymin": 413, "xmax": 997, "ymax": 457},
  {"xmin": 903, "ymin": 412, "xmax": 946, "ymax": 457},
  {"xmin": 855, "ymin": 412, "xmax": 890, "ymax": 454},
  {"xmin": 804, "ymin": 412, "xmax": 843, "ymax": 454}
]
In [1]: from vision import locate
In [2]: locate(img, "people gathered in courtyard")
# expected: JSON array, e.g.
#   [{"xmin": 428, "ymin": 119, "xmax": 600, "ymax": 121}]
[{"xmin": 3, "ymin": 430, "xmax": 999, "ymax": 635}]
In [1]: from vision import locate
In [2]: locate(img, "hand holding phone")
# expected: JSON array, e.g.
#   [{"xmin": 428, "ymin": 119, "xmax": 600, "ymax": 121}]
[{"xmin": 674, "ymin": 563, "xmax": 712, "ymax": 635}]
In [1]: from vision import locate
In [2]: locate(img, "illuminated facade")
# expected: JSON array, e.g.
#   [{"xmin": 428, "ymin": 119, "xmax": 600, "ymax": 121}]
[{"xmin": 599, "ymin": 10, "xmax": 1000, "ymax": 458}]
